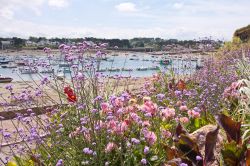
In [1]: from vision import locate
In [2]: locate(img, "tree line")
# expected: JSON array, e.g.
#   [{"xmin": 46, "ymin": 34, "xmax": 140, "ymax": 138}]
[{"xmin": 0, "ymin": 36, "xmax": 223, "ymax": 49}]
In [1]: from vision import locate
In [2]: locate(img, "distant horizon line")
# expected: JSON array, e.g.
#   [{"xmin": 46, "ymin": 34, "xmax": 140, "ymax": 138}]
[{"xmin": 0, "ymin": 36, "xmax": 228, "ymax": 41}]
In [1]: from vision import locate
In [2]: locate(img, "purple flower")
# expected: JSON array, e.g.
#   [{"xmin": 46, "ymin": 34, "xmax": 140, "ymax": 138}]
[
  {"xmin": 56, "ymin": 159, "xmax": 63, "ymax": 166},
  {"xmin": 91, "ymin": 109, "xmax": 98, "ymax": 114},
  {"xmin": 141, "ymin": 158, "xmax": 147, "ymax": 165},
  {"xmin": 180, "ymin": 163, "xmax": 188, "ymax": 166},
  {"xmin": 83, "ymin": 148, "xmax": 93, "ymax": 155},
  {"xmin": 41, "ymin": 76, "xmax": 49, "ymax": 85},
  {"xmin": 77, "ymin": 104, "xmax": 86, "ymax": 110},
  {"xmin": 75, "ymin": 72, "xmax": 84, "ymax": 80},
  {"xmin": 131, "ymin": 138, "xmax": 140, "ymax": 145},
  {"xmin": 96, "ymin": 51, "xmax": 102, "ymax": 57},
  {"xmin": 156, "ymin": 93, "xmax": 165, "ymax": 101},
  {"xmin": 93, "ymin": 96, "xmax": 103, "ymax": 103},
  {"xmin": 3, "ymin": 132, "xmax": 11, "ymax": 139},
  {"xmin": 196, "ymin": 155, "xmax": 202, "ymax": 161},
  {"xmin": 5, "ymin": 84, "xmax": 13, "ymax": 91},
  {"xmin": 174, "ymin": 90, "xmax": 182, "ymax": 96},
  {"xmin": 144, "ymin": 113, "xmax": 152, "ymax": 118},
  {"xmin": 144, "ymin": 146, "xmax": 150, "ymax": 154}
]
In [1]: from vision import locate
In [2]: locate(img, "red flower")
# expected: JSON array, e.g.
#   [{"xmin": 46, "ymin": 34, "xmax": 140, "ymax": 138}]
[
  {"xmin": 64, "ymin": 86, "xmax": 73, "ymax": 94},
  {"xmin": 64, "ymin": 86, "xmax": 77, "ymax": 102}
]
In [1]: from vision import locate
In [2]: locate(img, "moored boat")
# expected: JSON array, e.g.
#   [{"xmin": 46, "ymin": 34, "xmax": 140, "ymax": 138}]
[
  {"xmin": 136, "ymin": 67, "xmax": 148, "ymax": 71},
  {"xmin": 160, "ymin": 57, "xmax": 172, "ymax": 65},
  {"xmin": 0, "ymin": 75, "xmax": 13, "ymax": 83},
  {"xmin": 97, "ymin": 69, "xmax": 107, "ymax": 72},
  {"xmin": 129, "ymin": 58, "xmax": 139, "ymax": 60},
  {"xmin": 59, "ymin": 63, "xmax": 70, "ymax": 68},
  {"xmin": 121, "ymin": 68, "xmax": 133, "ymax": 71},
  {"xmin": 19, "ymin": 67, "xmax": 38, "ymax": 74},
  {"xmin": 108, "ymin": 68, "xmax": 120, "ymax": 72},
  {"xmin": 148, "ymin": 66, "xmax": 160, "ymax": 70},
  {"xmin": 1, "ymin": 62, "xmax": 17, "ymax": 68},
  {"xmin": 40, "ymin": 68, "xmax": 55, "ymax": 74},
  {"xmin": 15, "ymin": 60, "xmax": 27, "ymax": 66},
  {"xmin": 56, "ymin": 72, "xmax": 65, "ymax": 80},
  {"xmin": 63, "ymin": 68, "xmax": 71, "ymax": 74}
]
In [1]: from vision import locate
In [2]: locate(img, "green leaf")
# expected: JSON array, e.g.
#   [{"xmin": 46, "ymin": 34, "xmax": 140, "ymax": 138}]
[
  {"xmin": 221, "ymin": 142, "xmax": 245, "ymax": 166},
  {"xmin": 194, "ymin": 118, "xmax": 200, "ymax": 128}
]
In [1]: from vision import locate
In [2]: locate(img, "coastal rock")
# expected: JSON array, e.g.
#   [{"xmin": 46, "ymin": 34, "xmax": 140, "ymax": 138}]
[
  {"xmin": 234, "ymin": 24, "xmax": 250, "ymax": 42},
  {"xmin": 190, "ymin": 125, "xmax": 225, "ymax": 166}
]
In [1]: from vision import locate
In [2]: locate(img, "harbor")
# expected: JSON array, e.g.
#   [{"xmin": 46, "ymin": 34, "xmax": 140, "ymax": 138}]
[{"xmin": 0, "ymin": 51, "xmax": 205, "ymax": 82}]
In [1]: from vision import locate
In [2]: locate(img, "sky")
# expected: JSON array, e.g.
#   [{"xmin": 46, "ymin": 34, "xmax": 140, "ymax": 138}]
[{"xmin": 0, "ymin": 0, "xmax": 249, "ymax": 40}]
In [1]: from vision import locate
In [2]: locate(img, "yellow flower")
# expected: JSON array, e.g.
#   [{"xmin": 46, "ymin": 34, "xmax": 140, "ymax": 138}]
[
  {"xmin": 28, "ymin": 160, "xmax": 34, "ymax": 165},
  {"xmin": 7, "ymin": 161, "xmax": 17, "ymax": 166}
]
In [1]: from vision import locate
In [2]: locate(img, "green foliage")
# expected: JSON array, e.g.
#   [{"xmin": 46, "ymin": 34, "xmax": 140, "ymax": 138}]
[{"xmin": 221, "ymin": 142, "xmax": 245, "ymax": 166}]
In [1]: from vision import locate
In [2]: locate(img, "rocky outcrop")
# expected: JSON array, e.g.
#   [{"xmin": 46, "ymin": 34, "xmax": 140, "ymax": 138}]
[
  {"xmin": 234, "ymin": 25, "xmax": 250, "ymax": 42},
  {"xmin": 190, "ymin": 125, "xmax": 225, "ymax": 166}
]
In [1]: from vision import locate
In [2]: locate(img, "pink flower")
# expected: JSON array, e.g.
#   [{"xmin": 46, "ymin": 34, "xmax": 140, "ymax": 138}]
[
  {"xmin": 142, "ymin": 101, "xmax": 158, "ymax": 115},
  {"xmin": 142, "ymin": 121, "xmax": 151, "ymax": 128},
  {"xmin": 107, "ymin": 120, "xmax": 117, "ymax": 130},
  {"xmin": 193, "ymin": 111, "xmax": 200, "ymax": 118},
  {"xmin": 69, "ymin": 127, "xmax": 81, "ymax": 138},
  {"xmin": 187, "ymin": 110, "xmax": 200, "ymax": 118},
  {"xmin": 101, "ymin": 102, "xmax": 109, "ymax": 113},
  {"xmin": 115, "ymin": 121, "xmax": 128, "ymax": 134},
  {"xmin": 144, "ymin": 130, "xmax": 157, "ymax": 146},
  {"xmin": 179, "ymin": 117, "xmax": 189, "ymax": 123},
  {"xmin": 105, "ymin": 142, "xmax": 117, "ymax": 153},
  {"xmin": 115, "ymin": 98, "xmax": 123, "ymax": 107},
  {"xmin": 161, "ymin": 129, "xmax": 171, "ymax": 138},
  {"xmin": 176, "ymin": 101, "xmax": 182, "ymax": 106},
  {"xmin": 180, "ymin": 105, "xmax": 188, "ymax": 111},
  {"xmin": 161, "ymin": 108, "xmax": 175, "ymax": 119}
]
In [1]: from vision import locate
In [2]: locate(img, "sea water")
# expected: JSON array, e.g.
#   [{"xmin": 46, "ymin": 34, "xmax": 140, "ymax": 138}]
[{"xmin": 0, "ymin": 53, "xmax": 199, "ymax": 81}]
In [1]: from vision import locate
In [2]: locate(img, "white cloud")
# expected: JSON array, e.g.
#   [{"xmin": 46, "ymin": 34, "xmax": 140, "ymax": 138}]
[
  {"xmin": 115, "ymin": 2, "xmax": 137, "ymax": 12},
  {"xmin": 0, "ymin": 7, "xmax": 14, "ymax": 20},
  {"xmin": 0, "ymin": 0, "xmax": 70, "ymax": 20},
  {"xmin": 0, "ymin": 17, "xmax": 240, "ymax": 40},
  {"xmin": 48, "ymin": 0, "xmax": 69, "ymax": 8},
  {"xmin": 0, "ymin": 0, "xmax": 45, "ymax": 20},
  {"xmin": 173, "ymin": 2, "xmax": 184, "ymax": 10}
]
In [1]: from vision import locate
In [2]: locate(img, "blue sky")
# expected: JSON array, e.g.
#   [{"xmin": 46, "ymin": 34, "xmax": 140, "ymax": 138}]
[{"xmin": 0, "ymin": 0, "xmax": 249, "ymax": 40}]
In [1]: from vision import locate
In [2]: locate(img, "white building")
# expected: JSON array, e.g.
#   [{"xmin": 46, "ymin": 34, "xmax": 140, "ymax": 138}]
[
  {"xmin": 25, "ymin": 40, "xmax": 38, "ymax": 47},
  {"xmin": 0, "ymin": 41, "xmax": 12, "ymax": 50}
]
